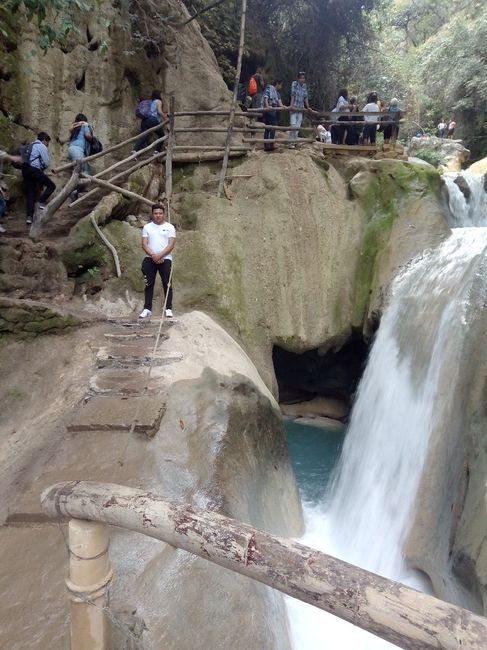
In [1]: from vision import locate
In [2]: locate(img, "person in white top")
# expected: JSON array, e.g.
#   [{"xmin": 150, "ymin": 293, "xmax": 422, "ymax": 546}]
[
  {"xmin": 362, "ymin": 92, "xmax": 380, "ymax": 144},
  {"xmin": 437, "ymin": 120, "xmax": 447, "ymax": 138},
  {"xmin": 139, "ymin": 203, "xmax": 176, "ymax": 318},
  {"xmin": 331, "ymin": 88, "xmax": 349, "ymax": 144}
]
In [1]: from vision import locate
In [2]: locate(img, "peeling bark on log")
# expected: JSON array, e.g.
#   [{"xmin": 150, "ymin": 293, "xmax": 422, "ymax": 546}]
[{"xmin": 41, "ymin": 481, "xmax": 487, "ymax": 650}]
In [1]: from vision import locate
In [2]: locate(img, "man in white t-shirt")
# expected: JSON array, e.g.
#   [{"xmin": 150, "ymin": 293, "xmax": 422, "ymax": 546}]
[{"xmin": 139, "ymin": 203, "xmax": 176, "ymax": 318}]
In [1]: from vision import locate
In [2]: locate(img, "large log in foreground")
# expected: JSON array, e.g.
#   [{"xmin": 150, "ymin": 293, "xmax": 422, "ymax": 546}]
[{"xmin": 41, "ymin": 481, "xmax": 487, "ymax": 650}]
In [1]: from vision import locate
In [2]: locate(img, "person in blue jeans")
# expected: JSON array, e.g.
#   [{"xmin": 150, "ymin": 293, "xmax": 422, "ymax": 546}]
[
  {"xmin": 262, "ymin": 80, "xmax": 286, "ymax": 151},
  {"xmin": 133, "ymin": 90, "xmax": 167, "ymax": 153},
  {"xmin": 68, "ymin": 113, "xmax": 93, "ymax": 174}
]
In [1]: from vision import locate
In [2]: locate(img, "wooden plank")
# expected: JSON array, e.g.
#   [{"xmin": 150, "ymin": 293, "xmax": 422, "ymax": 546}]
[
  {"xmin": 320, "ymin": 143, "xmax": 379, "ymax": 152},
  {"xmin": 42, "ymin": 481, "xmax": 487, "ymax": 650}
]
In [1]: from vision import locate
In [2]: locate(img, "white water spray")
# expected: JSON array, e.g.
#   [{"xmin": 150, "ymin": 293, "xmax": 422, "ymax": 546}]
[
  {"xmin": 286, "ymin": 174, "xmax": 487, "ymax": 649},
  {"xmin": 444, "ymin": 172, "xmax": 487, "ymax": 227}
]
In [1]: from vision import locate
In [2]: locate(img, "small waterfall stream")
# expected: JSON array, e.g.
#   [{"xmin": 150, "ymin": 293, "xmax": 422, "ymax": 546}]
[{"xmin": 286, "ymin": 171, "xmax": 487, "ymax": 648}]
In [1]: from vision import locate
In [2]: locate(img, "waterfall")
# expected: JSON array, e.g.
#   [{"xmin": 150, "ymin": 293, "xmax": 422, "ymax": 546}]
[
  {"xmin": 286, "ymin": 173, "xmax": 487, "ymax": 649},
  {"xmin": 444, "ymin": 172, "xmax": 487, "ymax": 227}
]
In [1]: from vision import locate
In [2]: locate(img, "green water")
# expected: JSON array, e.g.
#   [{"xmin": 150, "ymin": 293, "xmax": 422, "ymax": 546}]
[{"xmin": 285, "ymin": 419, "xmax": 345, "ymax": 505}]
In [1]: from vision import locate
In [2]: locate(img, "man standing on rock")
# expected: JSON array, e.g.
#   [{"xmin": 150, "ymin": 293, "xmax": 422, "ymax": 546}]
[
  {"xmin": 288, "ymin": 71, "xmax": 315, "ymax": 148},
  {"xmin": 139, "ymin": 203, "xmax": 175, "ymax": 319}
]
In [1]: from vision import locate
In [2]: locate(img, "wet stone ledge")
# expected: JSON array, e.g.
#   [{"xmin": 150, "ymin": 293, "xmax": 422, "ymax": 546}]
[{"xmin": 0, "ymin": 298, "xmax": 81, "ymax": 338}]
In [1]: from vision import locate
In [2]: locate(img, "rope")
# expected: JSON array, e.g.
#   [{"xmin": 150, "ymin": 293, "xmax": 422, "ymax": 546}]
[
  {"xmin": 117, "ymin": 207, "xmax": 175, "ymax": 467},
  {"xmin": 57, "ymin": 523, "xmax": 148, "ymax": 649}
]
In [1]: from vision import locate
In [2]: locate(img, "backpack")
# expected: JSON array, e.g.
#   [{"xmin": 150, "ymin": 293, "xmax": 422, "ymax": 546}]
[
  {"xmin": 11, "ymin": 142, "xmax": 34, "ymax": 169},
  {"xmin": 248, "ymin": 76, "xmax": 258, "ymax": 97},
  {"xmin": 135, "ymin": 99, "xmax": 152, "ymax": 119},
  {"xmin": 88, "ymin": 135, "xmax": 103, "ymax": 156}
]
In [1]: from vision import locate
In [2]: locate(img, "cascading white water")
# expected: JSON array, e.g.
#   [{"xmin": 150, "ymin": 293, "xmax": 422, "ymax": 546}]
[
  {"xmin": 286, "ymin": 172, "xmax": 487, "ymax": 649},
  {"xmin": 444, "ymin": 172, "xmax": 487, "ymax": 226}
]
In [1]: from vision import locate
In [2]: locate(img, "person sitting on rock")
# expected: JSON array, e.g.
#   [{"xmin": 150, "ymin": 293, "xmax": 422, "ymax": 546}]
[
  {"xmin": 68, "ymin": 113, "xmax": 93, "ymax": 174},
  {"xmin": 139, "ymin": 203, "xmax": 175, "ymax": 319}
]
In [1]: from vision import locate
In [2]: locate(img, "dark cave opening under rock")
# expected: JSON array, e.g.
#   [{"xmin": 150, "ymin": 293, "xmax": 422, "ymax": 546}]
[{"xmin": 273, "ymin": 336, "xmax": 369, "ymax": 412}]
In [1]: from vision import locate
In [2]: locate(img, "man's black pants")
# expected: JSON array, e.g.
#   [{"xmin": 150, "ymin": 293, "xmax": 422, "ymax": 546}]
[
  {"xmin": 21, "ymin": 164, "xmax": 56, "ymax": 218},
  {"xmin": 142, "ymin": 257, "xmax": 173, "ymax": 311}
]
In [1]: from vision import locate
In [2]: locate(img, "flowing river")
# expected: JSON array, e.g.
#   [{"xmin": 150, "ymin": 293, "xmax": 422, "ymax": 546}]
[{"xmin": 286, "ymin": 170, "xmax": 487, "ymax": 648}]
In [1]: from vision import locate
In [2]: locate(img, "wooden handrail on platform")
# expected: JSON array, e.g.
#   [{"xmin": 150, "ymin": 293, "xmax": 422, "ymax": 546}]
[
  {"xmin": 41, "ymin": 481, "xmax": 487, "ymax": 650},
  {"xmin": 52, "ymin": 119, "xmax": 170, "ymax": 174}
]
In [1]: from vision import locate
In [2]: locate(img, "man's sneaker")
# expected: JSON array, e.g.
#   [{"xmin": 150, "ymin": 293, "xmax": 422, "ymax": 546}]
[
  {"xmin": 165, "ymin": 309, "xmax": 173, "ymax": 318},
  {"xmin": 0, "ymin": 225, "xmax": 5, "ymax": 233},
  {"xmin": 37, "ymin": 203, "xmax": 47, "ymax": 210},
  {"xmin": 138, "ymin": 308, "xmax": 152, "ymax": 318},
  {"xmin": 26, "ymin": 216, "xmax": 33, "ymax": 225}
]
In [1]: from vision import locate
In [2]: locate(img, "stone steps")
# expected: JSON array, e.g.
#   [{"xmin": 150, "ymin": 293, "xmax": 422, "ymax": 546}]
[{"xmin": 67, "ymin": 395, "xmax": 166, "ymax": 436}]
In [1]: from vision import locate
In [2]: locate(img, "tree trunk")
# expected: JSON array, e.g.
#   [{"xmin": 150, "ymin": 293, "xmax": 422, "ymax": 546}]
[{"xmin": 41, "ymin": 481, "xmax": 487, "ymax": 650}]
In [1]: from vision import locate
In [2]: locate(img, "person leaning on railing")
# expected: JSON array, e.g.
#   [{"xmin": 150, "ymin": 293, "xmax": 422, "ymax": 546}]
[
  {"xmin": 331, "ymin": 89, "xmax": 350, "ymax": 145},
  {"xmin": 262, "ymin": 80, "xmax": 287, "ymax": 152},
  {"xmin": 383, "ymin": 98, "xmax": 401, "ymax": 144}
]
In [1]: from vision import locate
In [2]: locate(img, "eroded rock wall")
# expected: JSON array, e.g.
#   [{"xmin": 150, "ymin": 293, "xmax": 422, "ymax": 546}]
[{"xmin": 0, "ymin": 0, "xmax": 230, "ymax": 160}]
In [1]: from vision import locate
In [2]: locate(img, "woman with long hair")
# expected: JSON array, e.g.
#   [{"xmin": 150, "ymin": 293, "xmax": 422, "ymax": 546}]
[{"xmin": 68, "ymin": 113, "xmax": 93, "ymax": 174}]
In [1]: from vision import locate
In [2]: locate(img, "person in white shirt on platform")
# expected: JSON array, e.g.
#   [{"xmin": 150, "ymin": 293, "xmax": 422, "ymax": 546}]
[
  {"xmin": 362, "ymin": 92, "xmax": 380, "ymax": 144},
  {"xmin": 139, "ymin": 203, "xmax": 176, "ymax": 318}
]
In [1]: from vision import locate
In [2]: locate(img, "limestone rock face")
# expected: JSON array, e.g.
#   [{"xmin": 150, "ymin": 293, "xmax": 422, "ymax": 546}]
[
  {"xmin": 407, "ymin": 136, "xmax": 470, "ymax": 172},
  {"xmin": 0, "ymin": 0, "xmax": 230, "ymax": 161},
  {"xmin": 404, "ymin": 265, "xmax": 487, "ymax": 615},
  {"xmin": 0, "ymin": 312, "xmax": 302, "ymax": 649},
  {"xmin": 174, "ymin": 153, "xmax": 450, "ymax": 392},
  {"xmin": 101, "ymin": 311, "xmax": 304, "ymax": 649}
]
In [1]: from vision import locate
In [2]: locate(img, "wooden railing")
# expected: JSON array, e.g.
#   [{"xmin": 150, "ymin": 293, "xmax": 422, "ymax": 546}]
[{"xmin": 41, "ymin": 481, "xmax": 487, "ymax": 650}]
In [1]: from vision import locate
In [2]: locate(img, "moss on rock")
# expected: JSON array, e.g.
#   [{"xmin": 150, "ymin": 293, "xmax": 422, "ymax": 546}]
[{"xmin": 0, "ymin": 299, "xmax": 81, "ymax": 338}]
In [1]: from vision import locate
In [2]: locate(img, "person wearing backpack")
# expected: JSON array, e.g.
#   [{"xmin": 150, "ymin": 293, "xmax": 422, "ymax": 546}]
[
  {"xmin": 68, "ymin": 113, "xmax": 93, "ymax": 175},
  {"xmin": 133, "ymin": 90, "xmax": 167, "ymax": 154},
  {"xmin": 20, "ymin": 132, "xmax": 56, "ymax": 225},
  {"xmin": 247, "ymin": 66, "xmax": 265, "ymax": 113}
]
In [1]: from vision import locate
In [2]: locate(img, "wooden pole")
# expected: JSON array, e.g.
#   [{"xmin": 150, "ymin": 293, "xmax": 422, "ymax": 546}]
[
  {"xmin": 173, "ymin": 145, "xmax": 249, "ymax": 151},
  {"xmin": 217, "ymin": 0, "xmax": 247, "ymax": 198},
  {"xmin": 67, "ymin": 518, "xmax": 112, "ymax": 650},
  {"xmin": 42, "ymin": 481, "xmax": 487, "ymax": 650},
  {"xmin": 173, "ymin": 151, "xmax": 247, "ymax": 163},
  {"xmin": 81, "ymin": 174, "xmax": 154, "ymax": 207},
  {"xmin": 29, "ymin": 162, "xmax": 81, "ymax": 240},
  {"xmin": 52, "ymin": 121, "xmax": 170, "ymax": 173},
  {"xmin": 69, "ymin": 152, "xmax": 166, "ymax": 208},
  {"xmin": 242, "ymin": 137, "xmax": 315, "ymax": 144},
  {"xmin": 165, "ymin": 96, "xmax": 175, "ymax": 206},
  {"xmin": 92, "ymin": 135, "xmax": 168, "ymax": 180}
]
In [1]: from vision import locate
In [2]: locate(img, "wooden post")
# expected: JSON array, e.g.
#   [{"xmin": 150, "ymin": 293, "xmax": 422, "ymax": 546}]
[
  {"xmin": 42, "ymin": 481, "xmax": 487, "ymax": 650},
  {"xmin": 29, "ymin": 162, "xmax": 81, "ymax": 240},
  {"xmin": 165, "ymin": 96, "xmax": 175, "ymax": 209},
  {"xmin": 67, "ymin": 518, "xmax": 112, "ymax": 650},
  {"xmin": 217, "ymin": 0, "xmax": 247, "ymax": 198}
]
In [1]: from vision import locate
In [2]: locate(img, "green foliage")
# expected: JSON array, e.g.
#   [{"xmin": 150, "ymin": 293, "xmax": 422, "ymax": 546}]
[
  {"xmin": 413, "ymin": 147, "xmax": 444, "ymax": 167},
  {"xmin": 186, "ymin": 0, "xmax": 379, "ymax": 107}
]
